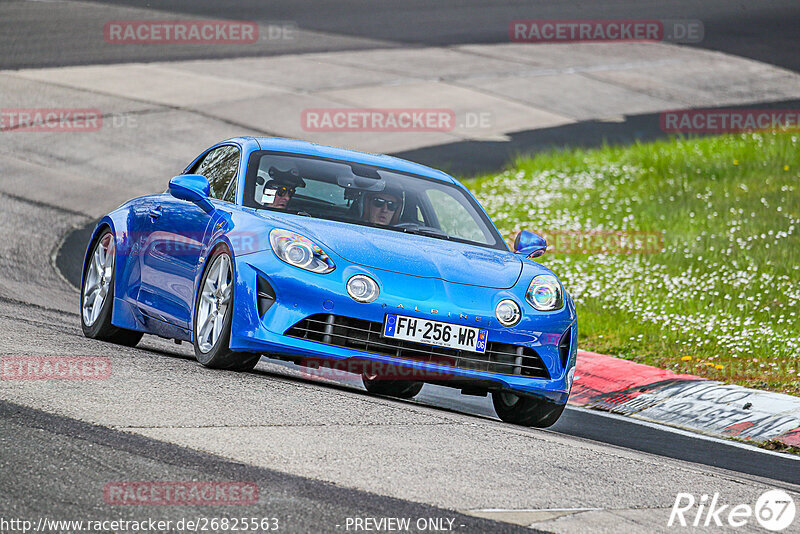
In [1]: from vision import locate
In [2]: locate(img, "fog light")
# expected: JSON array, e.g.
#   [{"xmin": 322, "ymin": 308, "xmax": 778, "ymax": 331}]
[
  {"xmin": 347, "ymin": 275, "xmax": 379, "ymax": 303},
  {"xmin": 495, "ymin": 299, "xmax": 521, "ymax": 327}
]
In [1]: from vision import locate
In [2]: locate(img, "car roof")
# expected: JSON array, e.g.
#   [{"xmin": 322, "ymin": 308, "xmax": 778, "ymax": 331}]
[{"xmin": 228, "ymin": 136, "xmax": 458, "ymax": 185}]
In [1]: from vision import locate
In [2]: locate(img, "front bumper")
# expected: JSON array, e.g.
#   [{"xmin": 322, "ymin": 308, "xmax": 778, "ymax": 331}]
[{"xmin": 229, "ymin": 250, "xmax": 578, "ymax": 405}]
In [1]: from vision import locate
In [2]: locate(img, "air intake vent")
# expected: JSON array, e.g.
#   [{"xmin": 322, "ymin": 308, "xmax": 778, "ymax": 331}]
[
  {"xmin": 559, "ymin": 327, "xmax": 571, "ymax": 367},
  {"xmin": 256, "ymin": 276, "xmax": 276, "ymax": 316},
  {"xmin": 286, "ymin": 314, "xmax": 550, "ymax": 379}
]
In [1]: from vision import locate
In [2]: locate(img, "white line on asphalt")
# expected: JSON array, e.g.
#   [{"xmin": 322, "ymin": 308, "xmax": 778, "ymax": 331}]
[{"xmin": 470, "ymin": 507, "xmax": 603, "ymax": 513}]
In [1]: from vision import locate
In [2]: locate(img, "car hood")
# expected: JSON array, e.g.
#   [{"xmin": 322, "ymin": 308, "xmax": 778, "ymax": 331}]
[{"xmin": 259, "ymin": 213, "xmax": 523, "ymax": 289}]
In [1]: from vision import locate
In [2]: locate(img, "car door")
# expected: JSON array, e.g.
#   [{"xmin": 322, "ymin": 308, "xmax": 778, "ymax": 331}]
[
  {"xmin": 117, "ymin": 195, "xmax": 160, "ymax": 306},
  {"xmin": 137, "ymin": 144, "xmax": 241, "ymax": 330}
]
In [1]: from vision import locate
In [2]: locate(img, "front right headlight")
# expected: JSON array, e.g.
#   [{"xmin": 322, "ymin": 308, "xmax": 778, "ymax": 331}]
[
  {"xmin": 269, "ymin": 229, "xmax": 335, "ymax": 274},
  {"xmin": 526, "ymin": 274, "xmax": 563, "ymax": 311}
]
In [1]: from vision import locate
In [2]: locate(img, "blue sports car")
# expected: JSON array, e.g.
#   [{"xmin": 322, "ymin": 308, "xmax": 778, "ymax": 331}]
[{"xmin": 80, "ymin": 137, "xmax": 577, "ymax": 427}]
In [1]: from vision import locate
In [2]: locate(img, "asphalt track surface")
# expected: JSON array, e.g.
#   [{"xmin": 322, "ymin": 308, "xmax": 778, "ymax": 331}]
[
  {"xmin": 0, "ymin": 401, "xmax": 533, "ymax": 533},
  {"xmin": 2, "ymin": 1, "xmax": 800, "ymax": 532},
  {"xmin": 3, "ymin": 0, "xmax": 799, "ymax": 177},
  {"xmin": 2, "ymin": 0, "xmax": 799, "ymax": 73}
]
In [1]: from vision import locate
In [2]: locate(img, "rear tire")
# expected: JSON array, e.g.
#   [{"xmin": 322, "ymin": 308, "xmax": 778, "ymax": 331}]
[
  {"xmin": 362, "ymin": 374, "xmax": 423, "ymax": 399},
  {"xmin": 80, "ymin": 229, "xmax": 143, "ymax": 347},
  {"xmin": 193, "ymin": 246, "xmax": 260, "ymax": 372},
  {"xmin": 492, "ymin": 391, "xmax": 565, "ymax": 428}
]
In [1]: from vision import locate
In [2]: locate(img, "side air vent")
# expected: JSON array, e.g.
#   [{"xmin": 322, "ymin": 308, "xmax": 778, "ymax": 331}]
[
  {"xmin": 558, "ymin": 327, "xmax": 571, "ymax": 367},
  {"xmin": 256, "ymin": 276, "xmax": 276, "ymax": 316}
]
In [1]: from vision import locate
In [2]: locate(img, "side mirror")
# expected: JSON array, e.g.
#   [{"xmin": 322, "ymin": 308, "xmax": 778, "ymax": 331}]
[
  {"xmin": 514, "ymin": 230, "xmax": 547, "ymax": 258},
  {"xmin": 169, "ymin": 174, "xmax": 214, "ymax": 212}
]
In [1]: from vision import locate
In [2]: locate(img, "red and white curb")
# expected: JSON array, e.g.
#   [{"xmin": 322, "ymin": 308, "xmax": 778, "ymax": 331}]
[{"xmin": 570, "ymin": 351, "xmax": 800, "ymax": 449}]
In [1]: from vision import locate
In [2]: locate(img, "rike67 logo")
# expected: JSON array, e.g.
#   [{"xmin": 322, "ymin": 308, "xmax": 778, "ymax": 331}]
[{"xmin": 669, "ymin": 490, "xmax": 796, "ymax": 531}]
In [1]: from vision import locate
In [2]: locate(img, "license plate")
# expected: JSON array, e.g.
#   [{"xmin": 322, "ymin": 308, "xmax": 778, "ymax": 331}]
[{"xmin": 383, "ymin": 314, "xmax": 488, "ymax": 353}]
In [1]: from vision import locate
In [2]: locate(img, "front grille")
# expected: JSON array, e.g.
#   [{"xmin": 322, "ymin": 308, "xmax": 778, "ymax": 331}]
[{"xmin": 285, "ymin": 314, "xmax": 550, "ymax": 379}]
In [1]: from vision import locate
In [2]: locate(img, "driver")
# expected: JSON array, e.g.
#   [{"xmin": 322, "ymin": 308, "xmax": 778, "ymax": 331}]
[
  {"xmin": 363, "ymin": 186, "xmax": 403, "ymax": 226},
  {"xmin": 257, "ymin": 165, "xmax": 305, "ymax": 210}
]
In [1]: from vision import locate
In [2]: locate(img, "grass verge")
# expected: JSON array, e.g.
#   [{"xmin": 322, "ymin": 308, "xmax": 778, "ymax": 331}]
[{"xmin": 466, "ymin": 132, "xmax": 800, "ymax": 395}]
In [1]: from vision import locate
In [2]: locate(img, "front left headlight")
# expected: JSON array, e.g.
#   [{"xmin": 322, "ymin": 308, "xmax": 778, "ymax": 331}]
[
  {"xmin": 526, "ymin": 274, "xmax": 563, "ymax": 311},
  {"xmin": 269, "ymin": 229, "xmax": 335, "ymax": 274}
]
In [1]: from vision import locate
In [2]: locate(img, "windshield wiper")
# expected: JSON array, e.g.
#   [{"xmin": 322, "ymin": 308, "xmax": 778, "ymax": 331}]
[
  {"xmin": 395, "ymin": 223, "xmax": 451, "ymax": 240},
  {"xmin": 414, "ymin": 228, "xmax": 451, "ymax": 240}
]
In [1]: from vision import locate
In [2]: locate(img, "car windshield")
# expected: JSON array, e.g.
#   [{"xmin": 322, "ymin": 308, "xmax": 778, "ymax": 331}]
[{"xmin": 243, "ymin": 152, "xmax": 506, "ymax": 250}]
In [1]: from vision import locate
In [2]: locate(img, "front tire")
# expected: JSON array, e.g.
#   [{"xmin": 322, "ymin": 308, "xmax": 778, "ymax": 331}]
[
  {"xmin": 193, "ymin": 246, "xmax": 260, "ymax": 372},
  {"xmin": 492, "ymin": 391, "xmax": 565, "ymax": 428},
  {"xmin": 362, "ymin": 373, "xmax": 423, "ymax": 399},
  {"xmin": 80, "ymin": 229, "xmax": 143, "ymax": 346}
]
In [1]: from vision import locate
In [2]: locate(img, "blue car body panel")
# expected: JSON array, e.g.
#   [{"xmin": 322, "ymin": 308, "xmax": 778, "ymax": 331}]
[{"xmin": 83, "ymin": 137, "xmax": 578, "ymax": 405}]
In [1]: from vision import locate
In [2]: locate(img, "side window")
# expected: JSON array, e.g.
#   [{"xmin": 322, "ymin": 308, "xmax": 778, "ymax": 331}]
[
  {"xmin": 224, "ymin": 176, "xmax": 238, "ymax": 203},
  {"xmin": 193, "ymin": 145, "xmax": 240, "ymax": 200}
]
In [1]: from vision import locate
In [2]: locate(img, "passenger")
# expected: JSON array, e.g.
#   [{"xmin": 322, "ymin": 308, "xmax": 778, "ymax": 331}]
[
  {"xmin": 363, "ymin": 188, "xmax": 403, "ymax": 226},
  {"xmin": 258, "ymin": 165, "xmax": 305, "ymax": 209}
]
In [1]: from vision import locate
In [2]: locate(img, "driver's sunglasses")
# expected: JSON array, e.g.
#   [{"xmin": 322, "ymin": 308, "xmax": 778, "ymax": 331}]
[
  {"xmin": 269, "ymin": 186, "xmax": 296, "ymax": 198},
  {"xmin": 371, "ymin": 197, "xmax": 399, "ymax": 211}
]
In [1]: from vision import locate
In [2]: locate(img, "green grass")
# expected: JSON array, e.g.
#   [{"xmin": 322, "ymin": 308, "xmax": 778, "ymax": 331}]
[{"xmin": 465, "ymin": 132, "xmax": 800, "ymax": 395}]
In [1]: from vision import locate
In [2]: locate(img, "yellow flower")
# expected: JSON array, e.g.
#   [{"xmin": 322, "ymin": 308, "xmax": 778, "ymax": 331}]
[
  {"xmin": 715, "ymin": 365, "xmax": 725, "ymax": 370},
  {"xmin": 784, "ymin": 165, "xmax": 790, "ymax": 171},
  {"xmin": 733, "ymin": 160, "xmax": 739, "ymax": 165},
  {"xmin": 681, "ymin": 356, "xmax": 692, "ymax": 361}
]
